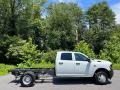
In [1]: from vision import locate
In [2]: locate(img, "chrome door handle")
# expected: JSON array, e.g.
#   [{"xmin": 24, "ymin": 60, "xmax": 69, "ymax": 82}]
[
  {"xmin": 76, "ymin": 63, "xmax": 80, "ymax": 65},
  {"xmin": 59, "ymin": 62, "xmax": 63, "ymax": 65}
]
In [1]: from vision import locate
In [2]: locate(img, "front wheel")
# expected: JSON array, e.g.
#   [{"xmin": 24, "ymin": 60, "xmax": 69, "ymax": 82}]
[{"xmin": 94, "ymin": 71, "xmax": 108, "ymax": 85}]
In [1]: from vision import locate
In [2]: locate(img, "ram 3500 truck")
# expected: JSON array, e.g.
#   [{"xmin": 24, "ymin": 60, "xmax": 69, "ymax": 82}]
[{"xmin": 11, "ymin": 51, "xmax": 113, "ymax": 87}]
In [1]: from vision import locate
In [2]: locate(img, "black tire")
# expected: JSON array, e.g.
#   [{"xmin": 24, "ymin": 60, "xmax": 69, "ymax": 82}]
[
  {"xmin": 94, "ymin": 71, "xmax": 108, "ymax": 85},
  {"xmin": 20, "ymin": 72, "xmax": 35, "ymax": 87}
]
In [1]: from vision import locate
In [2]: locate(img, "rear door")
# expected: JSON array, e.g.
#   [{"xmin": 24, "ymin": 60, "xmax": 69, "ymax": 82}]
[{"xmin": 56, "ymin": 52, "xmax": 75, "ymax": 76}]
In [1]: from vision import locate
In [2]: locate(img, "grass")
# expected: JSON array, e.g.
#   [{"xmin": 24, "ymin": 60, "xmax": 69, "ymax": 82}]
[
  {"xmin": 0, "ymin": 64, "xmax": 16, "ymax": 76},
  {"xmin": 113, "ymin": 64, "xmax": 120, "ymax": 70}
]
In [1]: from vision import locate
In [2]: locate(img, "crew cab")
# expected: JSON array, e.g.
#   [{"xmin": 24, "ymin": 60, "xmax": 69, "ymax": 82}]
[{"xmin": 11, "ymin": 51, "xmax": 113, "ymax": 87}]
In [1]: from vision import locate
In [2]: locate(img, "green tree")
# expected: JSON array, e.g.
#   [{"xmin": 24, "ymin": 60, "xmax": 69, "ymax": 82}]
[
  {"xmin": 20, "ymin": 0, "xmax": 48, "ymax": 51},
  {"xmin": 99, "ymin": 27, "xmax": 120, "ymax": 63},
  {"xmin": 0, "ymin": 0, "xmax": 18, "ymax": 35},
  {"xmin": 84, "ymin": 2, "xmax": 115, "ymax": 54},
  {"xmin": 87, "ymin": 1, "xmax": 115, "ymax": 30},
  {"xmin": 83, "ymin": 28, "xmax": 110, "ymax": 54},
  {"xmin": 0, "ymin": 0, "xmax": 47, "ymax": 50},
  {"xmin": 0, "ymin": 0, "xmax": 46, "ymax": 36},
  {"xmin": 17, "ymin": 0, "xmax": 46, "ymax": 39},
  {"xmin": 47, "ymin": 3, "xmax": 83, "ymax": 50}
]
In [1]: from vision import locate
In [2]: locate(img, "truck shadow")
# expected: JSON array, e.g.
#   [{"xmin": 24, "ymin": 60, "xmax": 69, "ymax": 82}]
[
  {"xmin": 53, "ymin": 78, "xmax": 95, "ymax": 85},
  {"xmin": 53, "ymin": 77, "xmax": 112, "ymax": 85},
  {"xmin": 9, "ymin": 78, "xmax": 111, "ymax": 87},
  {"xmin": 9, "ymin": 79, "xmax": 20, "ymax": 85}
]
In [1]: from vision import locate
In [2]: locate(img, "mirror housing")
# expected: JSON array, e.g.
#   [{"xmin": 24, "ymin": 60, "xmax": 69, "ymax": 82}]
[{"xmin": 87, "ymin": 58, "xmax": 91, "ymax": 62}]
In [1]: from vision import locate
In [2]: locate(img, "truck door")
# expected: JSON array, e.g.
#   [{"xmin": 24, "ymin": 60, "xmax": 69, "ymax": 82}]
[
  {"xmin": 74, "ymin": 53, "xmax": 91, "ymax": 76},
  {"xmin": 56, "ymin": 52, "xmax": 75, "ymax": 76}
]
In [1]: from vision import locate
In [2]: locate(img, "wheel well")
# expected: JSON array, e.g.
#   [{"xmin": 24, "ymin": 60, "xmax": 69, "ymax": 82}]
[{"xmin": 95, "ymin": 68, "xmax": 110, "ymax": 78}]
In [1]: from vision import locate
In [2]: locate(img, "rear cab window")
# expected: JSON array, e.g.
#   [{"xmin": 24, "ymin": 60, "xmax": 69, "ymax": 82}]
[{"xmin": 61, "ymin": 53, "xmax": 72, "ymax": 61}]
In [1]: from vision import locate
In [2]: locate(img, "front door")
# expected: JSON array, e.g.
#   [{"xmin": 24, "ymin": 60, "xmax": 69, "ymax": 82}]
[{"xmin": 74, "ymin": 53, "xmax": 91, "ymax": 77}]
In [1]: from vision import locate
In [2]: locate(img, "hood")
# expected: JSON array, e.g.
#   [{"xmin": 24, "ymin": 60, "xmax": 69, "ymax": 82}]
[{"xmin": 91, "ymin": 59, "xmax": 112, "ymax": 64}]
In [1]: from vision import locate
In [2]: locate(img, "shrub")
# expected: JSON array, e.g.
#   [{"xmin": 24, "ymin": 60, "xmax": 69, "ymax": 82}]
[
  {"xmin": 41, "ymin": 50, "xmax": 57, "ymax": 63},
  {"xmin": 17, "ymin": 60, "xmax": 54, "ymax": 68},
  {"xmin": 99, "ymin": 42, "xmax": 120, "ymax": 63},
  {"xmin": 74, "ymin": 40, "xmax": 96, "ymax": 58},
  {"xmin": 0, "ymin": 64, "xmax": 15, "ymax": 75},
  {"xmin": 99, "ymin": 50, "xmax": 110, "ymax": 60},
  {"xmin": 17, "ymin": 50, "xmax": 57, "ymax": 68},
  {"xmin": 6, "ymin": 38, "xmax": 42, "ymax": 64},
  {"xmin": 0, "ymin": 35, "xmax": 21, "ymax": 64}
]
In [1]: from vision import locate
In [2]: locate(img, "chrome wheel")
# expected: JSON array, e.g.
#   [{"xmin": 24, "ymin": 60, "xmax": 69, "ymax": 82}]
[
  {"xmin": 22, "ymin": 75, "xmax": 32, "ymax": 85},
  {"xmin": 94, "ymin": 71, "xmax": 108, "ymax": 84},
  {"xmin": 98, "ymin": 74, "xmax": 106, "ymax": 83}
]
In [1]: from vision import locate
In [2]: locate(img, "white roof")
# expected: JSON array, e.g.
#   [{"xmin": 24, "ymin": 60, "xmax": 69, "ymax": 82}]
[{"xmin": 57, "ymin": 51, "xmax": 89, "ymax": 58}]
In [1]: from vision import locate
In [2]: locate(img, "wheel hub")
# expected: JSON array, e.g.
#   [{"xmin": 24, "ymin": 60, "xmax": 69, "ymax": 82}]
[
  {"xmin": 98, "ymin": 74, "xmax": 106, "ymax": 83},
  {"xmin": 22, "ymin": 75, "xmax": 32, "ymax": 85}
]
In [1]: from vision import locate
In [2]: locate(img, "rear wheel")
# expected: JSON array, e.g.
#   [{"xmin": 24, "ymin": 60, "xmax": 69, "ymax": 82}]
[
  {"xmin": 94, "ymin": 71, "xmax": 108, "ymax": 85},
  {"xmin": 20, "ymin": 73, "xmax": 35, "ymax": 87}
]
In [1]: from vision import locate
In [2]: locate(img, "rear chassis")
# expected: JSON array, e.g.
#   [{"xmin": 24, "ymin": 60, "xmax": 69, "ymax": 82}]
[{"xmin": 11, "ymin": 68, "xmax": 55, "ymax": 80}]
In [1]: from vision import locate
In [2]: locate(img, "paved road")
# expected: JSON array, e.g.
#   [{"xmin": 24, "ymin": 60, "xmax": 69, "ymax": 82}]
[{"xmin": 0, "ymin": 70, "xmax": 120, "ymax": 90}]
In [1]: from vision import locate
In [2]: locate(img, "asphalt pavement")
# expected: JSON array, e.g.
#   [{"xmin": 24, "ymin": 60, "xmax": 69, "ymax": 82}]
[{"xmin": 0, "ymin": 70, "xmax": 120, "ymax": 90}]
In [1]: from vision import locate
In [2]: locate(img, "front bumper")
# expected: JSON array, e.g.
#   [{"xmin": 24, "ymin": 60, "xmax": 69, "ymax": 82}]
[{"xmin": 109, "ymin": 69, "xmax": 113, "ymax": 79}]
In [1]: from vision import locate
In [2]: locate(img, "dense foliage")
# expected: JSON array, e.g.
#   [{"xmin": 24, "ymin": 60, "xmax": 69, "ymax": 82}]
[
  {"xmin": 0, "ymin": 0, "xmax": 120, "ymax": 70},
  {"xmin": 47, "ymin": 3, "xmax": 83, "ymax": 50},
  {"xmin": 74, "ymin": 40, "xmax": 96, "ymax": 58},
  {"xmin": 0, "ymin": 64, "xmax": 15, "ymax": 75},
  {"xmin": 99, "ymin": 27, "xmax": 120, "ymax": 63},
  {"xmin": 6, "ymin": 38, "xmax": 42, "ymax": 64},
  {"xmin": 41, "ymin": 50, "xmax": 57, "ymax": 63},
  {"xmin": 85, "ymin": 2, "xmax": 115, "ymax": 54},
  {"xmin": 0, "ymin": 35, "xmax": 21, "ymax": 63}
]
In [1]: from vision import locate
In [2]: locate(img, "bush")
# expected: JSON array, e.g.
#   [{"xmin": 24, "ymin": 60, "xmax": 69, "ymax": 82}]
[
  {"xmin": 99, "ymin": 50, "xmax": 111, "ymax": 61},
  {"xmin": 0, "ymin": 64, "xmax": 15, "ymax": 76},
  {"xmin": 41, "ymin": 50, "xmax": 57, "ymax": 63},
  {"xmin": 17, "ymin": 60, "xmax": 54, "ymax": 68},
  {"xmin": 74, "ymin": 40, "xmax": 96, "ymax": 58},
  {"xmin": 0, "ymin": 35, "xmax": 21, "ymax": 64},
  {"xmin": 6, "ymin": 38, "xmax": 42, "ymax": 64},
  {"xmin": 17, "ymin": 50, "xmax": 57, "ymax": 68},
  {"xmin": 99, "ymin": 43, "xmax": 120, "ymax": 63}
]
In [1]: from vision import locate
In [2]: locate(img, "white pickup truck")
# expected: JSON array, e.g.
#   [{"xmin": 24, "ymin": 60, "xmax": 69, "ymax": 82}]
[{"xmin": 11, "ymin": 51, "xmax": 113, "ymax": 87}]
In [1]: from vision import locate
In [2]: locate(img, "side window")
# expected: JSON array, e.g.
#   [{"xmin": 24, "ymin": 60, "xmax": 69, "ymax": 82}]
[
  {"xmin": 61, "ymin": 53, "xmax": 72, "ymax": 60},
  {"xmin": 74, "ymin": 53, "xmax": 88, "ymax": 61}
]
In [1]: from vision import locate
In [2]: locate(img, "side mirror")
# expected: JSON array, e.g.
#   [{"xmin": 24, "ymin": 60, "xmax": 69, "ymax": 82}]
[{"xmin": 87, "ymin": 58, "xmax": 91, "ymax": 62}]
